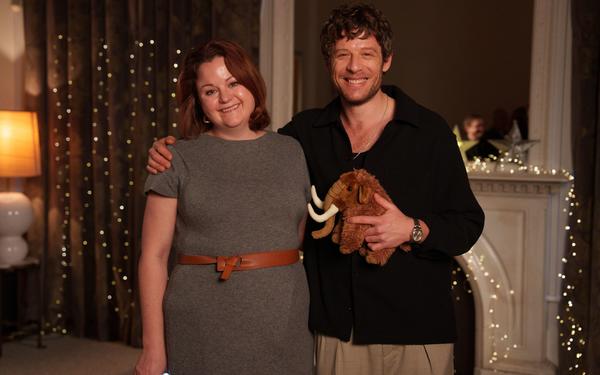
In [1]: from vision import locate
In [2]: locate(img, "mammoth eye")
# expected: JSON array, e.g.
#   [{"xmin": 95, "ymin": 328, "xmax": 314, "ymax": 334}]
[{"xmin": 347, "ymin": 186, "xmax": 353, "ymax": 192}]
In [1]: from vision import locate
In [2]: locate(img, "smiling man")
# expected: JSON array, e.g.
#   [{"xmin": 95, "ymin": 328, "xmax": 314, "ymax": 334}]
[
  {"xmin": 146, "ymin": 3, "xmax": 484, "ymax": 374},
  {"xmin": 278, "ymin": 4, "xmax": 484, "ymax": 374}
]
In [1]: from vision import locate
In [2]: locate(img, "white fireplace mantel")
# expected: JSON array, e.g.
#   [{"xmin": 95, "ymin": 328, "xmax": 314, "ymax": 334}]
[
  {"xmin": 463, "ymin": 171, "xmax": 570, "ymax": 375},
  {"xmin": 469, "ymin": 171, "xmax": 569, "ymax": 195}
]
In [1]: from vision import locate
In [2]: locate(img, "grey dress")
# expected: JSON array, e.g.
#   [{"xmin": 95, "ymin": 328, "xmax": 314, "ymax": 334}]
[{"xmin": 144, "ymin": 132, "xmax": 313, "ymax": 375}]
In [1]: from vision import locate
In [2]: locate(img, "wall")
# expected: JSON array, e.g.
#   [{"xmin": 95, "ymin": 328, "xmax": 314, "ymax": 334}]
[
  {"xmin": 295, "ymin": 0, "xmax": 533, "ymax": 130},
  {"xmin": 0, "ymin": 0, "xmax": 25, "ymax": 110}
]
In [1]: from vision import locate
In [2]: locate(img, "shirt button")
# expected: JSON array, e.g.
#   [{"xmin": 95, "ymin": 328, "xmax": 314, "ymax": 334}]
[{"xmin": 347, "ymin": 306, "xmax": 352, "ymax": 311}]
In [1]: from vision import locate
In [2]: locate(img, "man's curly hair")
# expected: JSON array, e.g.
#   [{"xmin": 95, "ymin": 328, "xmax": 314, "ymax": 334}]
[{"xmin": 320, "ymin": 3, "xmax": 393, "ymax": 66}]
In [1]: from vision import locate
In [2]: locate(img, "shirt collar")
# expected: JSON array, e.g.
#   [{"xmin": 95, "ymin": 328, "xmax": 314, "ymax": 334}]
[{"xmin": 312, "ymin": 85, "xmax": 421, "ymax": 128}]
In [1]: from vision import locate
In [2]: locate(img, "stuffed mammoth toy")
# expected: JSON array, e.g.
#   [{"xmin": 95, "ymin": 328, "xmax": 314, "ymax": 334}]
[{"xmin": 307, "ymin": 169, "xmax": 396, "ymax": 266}]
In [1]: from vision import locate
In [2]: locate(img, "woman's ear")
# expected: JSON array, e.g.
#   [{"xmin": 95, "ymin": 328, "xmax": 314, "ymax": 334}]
[{"xmin": 358, "ymin": 185, "xmax": 372, "ymax": 204}]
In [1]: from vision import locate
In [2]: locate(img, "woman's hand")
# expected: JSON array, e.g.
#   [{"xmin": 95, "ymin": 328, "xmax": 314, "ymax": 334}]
[{"xmin": 134, "ymin": 348, "xmax": 167, "ymax": 375}]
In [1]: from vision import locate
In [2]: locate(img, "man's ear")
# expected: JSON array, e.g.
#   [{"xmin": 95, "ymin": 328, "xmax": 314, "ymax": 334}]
[{"xmin": 383, "ymin": 53, "xmax": 393, "ymax": 73}]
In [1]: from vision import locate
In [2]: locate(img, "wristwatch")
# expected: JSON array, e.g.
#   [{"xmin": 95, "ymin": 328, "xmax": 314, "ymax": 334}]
[{"xmin": 410, "ymin": 218, "xmax": 424, "ymax": 243}]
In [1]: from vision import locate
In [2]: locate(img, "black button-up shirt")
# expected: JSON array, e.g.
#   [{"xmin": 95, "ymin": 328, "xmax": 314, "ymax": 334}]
[{"xmin": 279, "ymin": 85, "xmax": 484, "ymax": 345}]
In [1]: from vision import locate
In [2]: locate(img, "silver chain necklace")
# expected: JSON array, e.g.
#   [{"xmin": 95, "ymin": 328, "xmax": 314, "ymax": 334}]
[{"xmin": 347, "ymin": 96, "xmax": 389, "ymax": 160}]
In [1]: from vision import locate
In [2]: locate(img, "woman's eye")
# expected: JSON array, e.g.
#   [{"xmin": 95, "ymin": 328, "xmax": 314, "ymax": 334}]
[
  {"xmin": 205, "ymin": 89, "xmax": 216, "ymax": 96},
  {"xmin": 229, "ymin": 81, "xmax": 239, "ymax": 88}
]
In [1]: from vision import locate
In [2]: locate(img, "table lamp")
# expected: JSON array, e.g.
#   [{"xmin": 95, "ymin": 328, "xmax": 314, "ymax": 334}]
[{"xmin": 0, "ymin": 111, "xmax": 41, "ymax": 265}]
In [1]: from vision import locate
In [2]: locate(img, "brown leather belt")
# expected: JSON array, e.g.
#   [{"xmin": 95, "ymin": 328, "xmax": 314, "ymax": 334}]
[{"xmin": 177, "ymin": 249, "xmax": 300, "ymax": 281}]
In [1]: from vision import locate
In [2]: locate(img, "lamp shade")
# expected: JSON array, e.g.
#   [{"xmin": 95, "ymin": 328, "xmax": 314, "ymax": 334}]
[{"xmin": 0, "ymin": 110, "xmax": 41, "ymax": 177}]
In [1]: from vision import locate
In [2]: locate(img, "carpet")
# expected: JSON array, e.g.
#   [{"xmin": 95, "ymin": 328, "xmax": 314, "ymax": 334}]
[{"xmin": 0, "ymin": 334, "xmax": 141, "ymax": 375}]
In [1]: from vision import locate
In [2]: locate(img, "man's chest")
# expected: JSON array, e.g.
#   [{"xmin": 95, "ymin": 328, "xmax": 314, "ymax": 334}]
[{"xmin": 300, "ymin": 125, "xmax": 436, "ymax": 216}]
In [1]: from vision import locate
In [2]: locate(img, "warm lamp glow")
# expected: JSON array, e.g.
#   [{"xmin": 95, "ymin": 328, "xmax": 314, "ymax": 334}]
[{"xmin": 0, "ymin": 110, "xmax": 41, "ymax": 177}]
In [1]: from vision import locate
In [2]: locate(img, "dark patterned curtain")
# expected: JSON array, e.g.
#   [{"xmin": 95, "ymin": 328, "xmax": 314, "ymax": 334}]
[
  {"xmin": 559, "ymin": 0, "xmax": 600, "ymax": 373},
  {"xmin": 22, "ymin": 0, "xmax": 260, "ymax": 345}
]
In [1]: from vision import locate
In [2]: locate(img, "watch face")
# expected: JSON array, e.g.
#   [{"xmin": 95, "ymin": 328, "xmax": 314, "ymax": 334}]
[{"xmin": 412, "ymin": 228, "xmax": 423, "ymax": 242}]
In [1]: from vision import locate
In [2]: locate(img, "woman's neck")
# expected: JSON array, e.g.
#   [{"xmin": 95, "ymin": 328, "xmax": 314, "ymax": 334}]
[{"xmin": 206, "ymin": 127, "xmax": 265, "ymax": 141}]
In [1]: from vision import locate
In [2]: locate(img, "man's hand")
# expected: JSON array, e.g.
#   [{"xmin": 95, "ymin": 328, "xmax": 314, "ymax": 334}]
[
  {"xmin": 347, "ymin": 194, "xmax": 428, "ymax": 252},
  {"xmin": 146, "ymin": 136, "xmax": 177, "ymax": 174}
]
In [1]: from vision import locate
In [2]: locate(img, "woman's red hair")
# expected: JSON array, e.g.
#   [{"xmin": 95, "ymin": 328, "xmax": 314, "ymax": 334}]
[{"xmin": 177, "ymin": 40, "xmax": 270, "ymax": 139}]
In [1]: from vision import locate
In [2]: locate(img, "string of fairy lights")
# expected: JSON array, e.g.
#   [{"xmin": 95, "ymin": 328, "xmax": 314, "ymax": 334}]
[
  {"xmin": 461, "ymin": 153, "xmax": 584, "ymax": 371},
  {"xmin": 463, "ymin": 242, "xmax": 517, "ymax": 365},
  {"xmin": 557, "ymin": 186, "xmax": 585, "ymax": 373},
  {"xmin": 46, "ymin": 33, "xmax": 183, "ymax": 337},
  {"xmin": 48, "ymin": 31, "xmax": 68, "ymax": 335}
]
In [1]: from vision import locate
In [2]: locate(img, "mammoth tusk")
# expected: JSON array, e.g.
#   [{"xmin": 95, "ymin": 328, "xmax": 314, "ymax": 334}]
[
  {"xmin": 308, "ymin": 203, "xmax": 339, "ymax": 223},
  {"xmin": 310, "ymin": 185, "xmax": 324, "ymax": 209}
]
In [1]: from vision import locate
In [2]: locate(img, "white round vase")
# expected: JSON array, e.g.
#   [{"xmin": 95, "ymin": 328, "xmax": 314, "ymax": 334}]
[{"xmin": 0, "ymin": 192, "xmax": 33, "ymax": 265}]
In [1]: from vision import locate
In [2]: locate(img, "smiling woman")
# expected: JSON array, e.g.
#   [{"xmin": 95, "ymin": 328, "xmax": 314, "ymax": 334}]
[
  {"xmin": 136, "ymin": 39, "xmax": 314, "ymax": 375},
  {"xmin": 176, "ymin": 40, "xmax": 270, "ymax": 140},
  {"xmin": 195, "ymin": 56, "xmax": 257, "ymax": 139}
]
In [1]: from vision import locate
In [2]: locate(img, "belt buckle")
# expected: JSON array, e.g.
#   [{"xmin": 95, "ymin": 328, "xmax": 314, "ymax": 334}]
[
  {"xmin": 216, "ymin": 256, "xmax": 242, "ymax": 270},
  {"xmin": 217, "ymin": 255, "xmax": 242, "ymax": 281}
]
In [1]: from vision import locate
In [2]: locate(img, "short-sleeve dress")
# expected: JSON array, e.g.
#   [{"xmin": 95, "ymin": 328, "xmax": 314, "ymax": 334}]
[{"xmin": 144, "ymin": 131, "xmax": 313, "ymax": 375}]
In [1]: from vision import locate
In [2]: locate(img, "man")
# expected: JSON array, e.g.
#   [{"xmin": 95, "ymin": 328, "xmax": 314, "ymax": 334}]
[
  {"xmin": 462, "ymin": 114, "xmax": 499, "ymax": 160},
  {"xmin": 147, "ymin": 4, "xmax": 484, "ymax": 374},
  {"xmin": 463, "ymin": 114, "xmax": 486, "ymax": 141}
]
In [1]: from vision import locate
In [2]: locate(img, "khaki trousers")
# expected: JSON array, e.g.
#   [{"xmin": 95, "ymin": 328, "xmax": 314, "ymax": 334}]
[{"xmin": 315, "ymin": 333, "xmax": 453, "ymax": 375}]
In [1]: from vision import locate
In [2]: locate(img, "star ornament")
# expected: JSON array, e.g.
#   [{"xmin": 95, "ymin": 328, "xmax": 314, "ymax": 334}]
[
  {"xmin": 488, "ymin": 121, "xmax": 538, "ymax": 160},
  {"xmin": 453, "ymin": 125, "xmax": 478, "ymax": 162}
]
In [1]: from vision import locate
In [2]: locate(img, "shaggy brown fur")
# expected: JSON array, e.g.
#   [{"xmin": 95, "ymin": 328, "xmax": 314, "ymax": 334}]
[{"xmin": 310, "ymin": 169, "xmax": 396, "ymax": 266}]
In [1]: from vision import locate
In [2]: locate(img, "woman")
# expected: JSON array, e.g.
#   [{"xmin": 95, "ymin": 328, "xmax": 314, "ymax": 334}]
[{"xmin": 134, "ymin": 40, "xmax": 313, "ymax": 375}]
